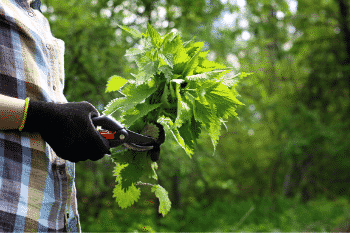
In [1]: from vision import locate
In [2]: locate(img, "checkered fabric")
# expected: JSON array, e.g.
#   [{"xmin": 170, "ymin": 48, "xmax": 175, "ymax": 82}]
[{"xmin": 0, "ymin": 0, "xmax": 81, "ymax": 231}]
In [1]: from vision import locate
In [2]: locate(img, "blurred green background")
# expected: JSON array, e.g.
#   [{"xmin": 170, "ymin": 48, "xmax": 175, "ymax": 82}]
[{"xmin": 42, "ymin": 0, "xmax": 350, "ymax": 231}]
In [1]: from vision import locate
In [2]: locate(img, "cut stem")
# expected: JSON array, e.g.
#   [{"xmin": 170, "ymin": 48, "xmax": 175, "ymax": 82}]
[{"xmin": 136, "ymin": 181, "xmax": 154, "ymax": 186}]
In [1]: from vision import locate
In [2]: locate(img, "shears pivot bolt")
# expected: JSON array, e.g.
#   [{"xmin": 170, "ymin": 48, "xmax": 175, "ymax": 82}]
[{"xmin": 119, "ymin": 134, "xmax": 125, "ymax": 140}]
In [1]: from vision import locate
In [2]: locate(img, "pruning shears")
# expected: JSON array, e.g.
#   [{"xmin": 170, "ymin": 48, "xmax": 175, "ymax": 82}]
[{"xmin": 92, "ymin": 115, "xmax": 155, "ymax": 152}]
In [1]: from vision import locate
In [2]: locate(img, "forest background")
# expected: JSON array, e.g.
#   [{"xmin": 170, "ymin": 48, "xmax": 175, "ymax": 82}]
[{"xmin": 42, "ymin": 0, "xmax": 350, "ymax": 231}]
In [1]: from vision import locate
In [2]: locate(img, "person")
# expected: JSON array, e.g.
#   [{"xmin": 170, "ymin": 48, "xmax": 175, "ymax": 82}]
[
  {"xmin": 0, "ymin": 1, "xmax": 165, "ymax": 231},
  {"xmin": 0, "ymin": 0, "xmax": 108, "ymax": 231}
]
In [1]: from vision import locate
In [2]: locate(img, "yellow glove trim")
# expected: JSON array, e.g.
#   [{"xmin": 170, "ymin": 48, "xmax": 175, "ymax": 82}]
[{"xmin": 19, "ymin": 97, "xmax": 30, "ymax": 132}]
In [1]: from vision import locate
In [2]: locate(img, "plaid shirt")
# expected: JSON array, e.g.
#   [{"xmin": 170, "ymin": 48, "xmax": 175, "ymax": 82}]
[{"xmin": 0, "ymin": 0, "xmax": 81, "ymax": 231}]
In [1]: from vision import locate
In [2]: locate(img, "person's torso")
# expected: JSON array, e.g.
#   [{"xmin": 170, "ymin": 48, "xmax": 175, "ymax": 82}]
[{"xmin": 0, "ymin": 0, "xmax": 81, "ymax": 231}]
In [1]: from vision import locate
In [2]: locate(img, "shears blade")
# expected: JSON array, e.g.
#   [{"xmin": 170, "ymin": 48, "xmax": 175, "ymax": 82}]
[{"xmin": 93, "ymin": 115, "xmax": 156, "ymax": 152}]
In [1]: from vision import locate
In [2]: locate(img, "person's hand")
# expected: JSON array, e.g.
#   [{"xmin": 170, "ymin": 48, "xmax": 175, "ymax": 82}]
[
  {"xmin": 21, "ymin": 100, "xmax": 111, "ymax": 163},
  {"xmin": 141, "ymin": 122, "xmax": 165, "ymax": 162}
]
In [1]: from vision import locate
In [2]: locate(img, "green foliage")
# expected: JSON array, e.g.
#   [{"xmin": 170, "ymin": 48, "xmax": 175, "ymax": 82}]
[
  {"xmin": 50, "ymin": 0, "xmax": 350, "ymax": 229},
  {"xmin": 105, "ymin": 22, "xmax": 251, "ymax": 155},
  {"xmin": 103, "ymin": 23, "xmax": 252, "ymax": 216},
  {"xmin": 79, "ymin": 191, "xmax": 349, "ymax": 232}
]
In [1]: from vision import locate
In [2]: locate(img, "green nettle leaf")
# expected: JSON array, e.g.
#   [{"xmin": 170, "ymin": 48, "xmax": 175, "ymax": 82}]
[
  {"xmin": 113, "ymin": 183, "xmax": 141, "ymax": 209},
  {"xmin": 189, "ymin": 115, "xmax": 202, "ymax": 145},
  {"xmin": 103, "ymin": 82, "xmax": 157, "ymax": 116},
  {"xmin": 142, "ymin": 158, "xmax": 159, "ymax": 181},
  {"xmin": 186, "ymin": 69, "xmax": 231, "ymax": 82},
  {"xmin": 103, "ymin": 23, "xmax": 253, "ymax": 217},
  {"xmin": 205, "ymin": 81, "xmax": 245, "ymax": 119},
  {"xmin": 159, "ymin": 116, "xmax": 194, "ymax": 158},
  {"xmin": 182, "ymin": 49, "xmax": 201, "ymax": 77},
  {"xmin": 240, "ymin": 72, "xmax": 254, "ymax": 78},
  {"xmin": 119, "ymin": 156, "xmax": 145, "ymax": 192},
  {"xmin": 123, "ymin": 103, "xmax": 162, "ymax": 128},
  {"xmin": 117, "ymin": 24, "xmax": 143, "ymax": 39},
  {"xmin": 159, "ymin": 53, "xmax": 174, "ymax": 68},
  {"xmin": 174, "ymin": 82, "xmax": 192, "ymax": 128},
  {"xmin": 161, "ymin": 31, "xmax": 177, "ymax": 48},
  {"xmin": 151, "ymin": 184, "xmax": 171, "ymax": 217},
  {"xmin": 163, "ymin": 35, "xmax": 190, "ymax": 66},
  {"xmin": 158, "ymin": 65, "xmax": 173, "ymax": 83},
  {"xmin": 142, "ymin": 61, "xmax": 159, "ymax": 77},
  {"xmin": 183, "ymin": 36, "xmax": 197, "ymax": 48},
  {"xmin": 125, "ymin": 48, "xmax": 146, "ymax": 57},
  {"xmin": 131, "ymin": 71, "xmax": 148, "ymax": 82},
  {"xmin": 147, "ymin": 22, "xmax": 162, "ymax": 48},
  {"xmin": 168, "ymin": 81, "xmax": 176, "ymax": 99},
  {"xmin": 105, "ymin": 75, "xmax": 128, "ymax": 93},
  {"xmin": 135, "ymin": 53, "xmax": 152, "ymax": 70},
  {"xmin": 177, "ymin": 121, "xmax": 196, "ymax": 152},
  {"xmin": 160, "ymin": 83, "xmax": 171, "ymax": 108}
]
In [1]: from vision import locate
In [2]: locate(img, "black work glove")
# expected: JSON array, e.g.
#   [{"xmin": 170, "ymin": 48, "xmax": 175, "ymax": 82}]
[
  {"xmin": 141, "ymin": 122, "xmax": 165, "ymax": 162},
  {"xmin": 22, "ymin": 100, "xmax": 111, "ymax": 163}
]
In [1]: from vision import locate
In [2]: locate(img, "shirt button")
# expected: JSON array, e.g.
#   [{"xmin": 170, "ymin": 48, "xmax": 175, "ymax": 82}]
[{"xmin": 53, "ymin": 85, "xmax": 56, "ymax": 91}]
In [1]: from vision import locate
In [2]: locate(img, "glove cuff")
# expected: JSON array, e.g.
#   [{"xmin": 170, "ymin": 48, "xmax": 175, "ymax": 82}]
[{"xmin": 21, "ymin": 99, "xmax": 51, "ymax": 132}]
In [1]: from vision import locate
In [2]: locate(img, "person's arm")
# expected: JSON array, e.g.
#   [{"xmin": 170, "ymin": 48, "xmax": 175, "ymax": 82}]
[{"xmin": 0, "ymin": 94, "xmax": 26, "ymax": 130}]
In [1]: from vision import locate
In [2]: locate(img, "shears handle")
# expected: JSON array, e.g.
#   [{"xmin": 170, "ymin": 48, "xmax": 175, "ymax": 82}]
[{"xmin": 92, "ymin": 115, "xmax": 128, "ymax": 136}]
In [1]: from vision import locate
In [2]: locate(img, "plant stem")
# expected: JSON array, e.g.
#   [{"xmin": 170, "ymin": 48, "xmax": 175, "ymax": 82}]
[{"xmin": 136, "ymin": 181, "xmax": 154, "ymax": 186}]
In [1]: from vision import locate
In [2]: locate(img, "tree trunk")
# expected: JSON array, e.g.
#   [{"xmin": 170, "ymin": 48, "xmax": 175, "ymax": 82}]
[
  {"xmin": 335, "ymin": 0, "xmax": 350, "ymax": 121},
  {"xmin": 270, "ymin": 156, "xmax": 281, "ymax": 195},
  {"xmin": 337, "ymin": 0, "xmax": 350, "ymax": 66},
  {"xmin": 172, "ymin": 168, "xmax": 182, "ymax": 209},
  {"xmin": 283, "ymin": 150, "xmax": 314, "ymax": 203},
  {"xmin": 270, "ymin": 156, "xmax": 282, "ymax": 213},
  {"xmin": 283, "ymin": 160, "xmax": 294, "ymax": 198}
]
